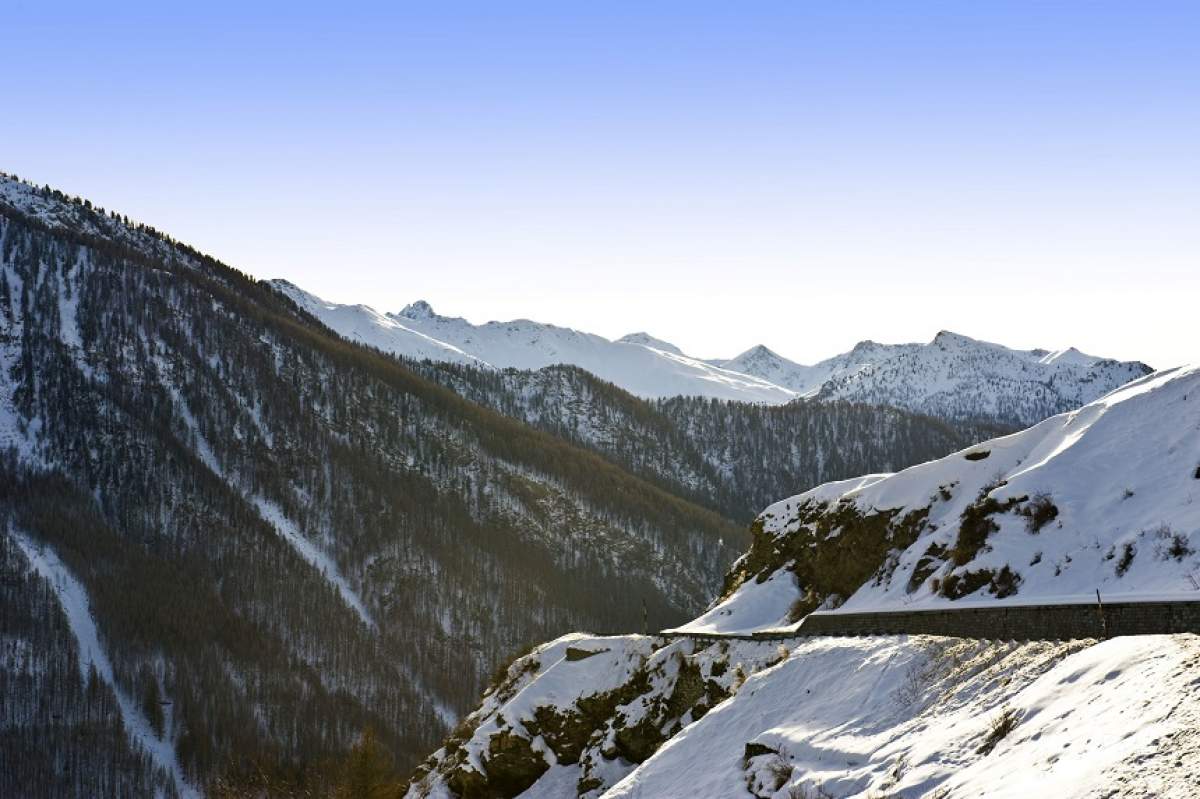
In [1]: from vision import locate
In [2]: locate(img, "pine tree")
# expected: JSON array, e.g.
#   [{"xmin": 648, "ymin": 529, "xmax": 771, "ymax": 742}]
[
  {"xmin": 140, "ymin": 669, "xmax": 164, "ymax": 738},
  {"xmin": 336, "ymin": 728, "xmax": 400, "ymax": 799}
]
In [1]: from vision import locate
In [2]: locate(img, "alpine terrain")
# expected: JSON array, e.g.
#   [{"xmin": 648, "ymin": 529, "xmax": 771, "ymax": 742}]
[
  {"xmin": 410, "ymin": 366, "xmax": 1200, "ymax": 798},
  {"xmin": 0, "ymin": 174, "xmax": 745, "ymax": 795},
  {"xmin": 0, "ymin": 174, "xmax": 1051, "ymax": 796},
  {"xmin": 277, "ymin": 282, "xmax": 1151, "ymax": 428}
]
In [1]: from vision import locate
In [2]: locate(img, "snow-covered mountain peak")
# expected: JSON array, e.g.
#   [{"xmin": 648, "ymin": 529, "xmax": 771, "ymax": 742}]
[
  {"xmin": 270, "ymin": 280, "xmax": 486, "ymax": 366},
  {"xmin": 1038, "ymin": 346, "xmax": 1095, "ymax": 366},
  {"xmin": 707, "ymin": 344, "xmax": 817, "ymax": 394},
  {"xmin": 271, "ymin": 277, "xmax": 1152, "ymax": 425},
  {"xmin": 275, "ymin": 284, "xmax": 796, "ymax": 402},
  {"xmin": 397, "ymin": 299, "xmax": 437, "ymax": 320},
  {"xmin": 734, "ymin": 344, "xmax": 781, "ymax": 362},
  {"xmin": 931, "ymin": 329, "xmax": 978, "ymax": 348},
  {"xmin": 848, "ymin": 338, "xmax": 884, "ymax": 354},
  {"xmin": 617, "ymin": 332, "xmax": 683, "ymax": 355},
  {"xmin": 812, "ymin": 331, "xmax": 1152, "ymax": 426}
]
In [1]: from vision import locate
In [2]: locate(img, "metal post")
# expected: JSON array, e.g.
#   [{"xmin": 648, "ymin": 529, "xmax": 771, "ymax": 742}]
[{"xmin": 1095, "ymin": 589, "xmax": 1109, "ymax": 639}]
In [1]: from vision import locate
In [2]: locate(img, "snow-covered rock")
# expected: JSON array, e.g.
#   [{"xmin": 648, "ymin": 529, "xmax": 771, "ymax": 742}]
[
  {"xmin": 603, "ymin": 634, "xmax": 1200, "ymax": 799},
  {"xmin": 408, "ymin": 629, "xmax": 1200, "ymax": 798}
]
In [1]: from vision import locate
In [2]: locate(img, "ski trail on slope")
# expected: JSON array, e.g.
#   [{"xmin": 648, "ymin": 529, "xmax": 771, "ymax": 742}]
[{"xmin": 11, "ymin": 529, "xmax": 197, "ymax": 798}]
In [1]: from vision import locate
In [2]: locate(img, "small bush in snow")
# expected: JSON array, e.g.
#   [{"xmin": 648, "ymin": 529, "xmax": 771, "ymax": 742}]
[
  {"xmin": 893, "ymin": 640, "xmax": 955, "ymax": 708},
  {"xmin": 1115, "ymin": 542, "xmax": 1137, "ymax": 577},
  {"xmin": 766, "ymin": 644, "xmax": 790, "ymax": 668},
  {"xmin": 1151, "ymin": 524, "xmax": 1193, "ymax": 561},
  {"xmin": 977, "ymin": 707, "xmax": 1019, "ymax": 754},
  {"xmin": 1022, "ymin": 492, "xmax": 1059, "ymax": 533},
  {"xmin": 765, "ymin": 755, "xmax": 792, "ymax": 792}
]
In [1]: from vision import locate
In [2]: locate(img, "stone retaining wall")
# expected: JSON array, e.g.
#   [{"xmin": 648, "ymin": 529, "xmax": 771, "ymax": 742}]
[
  {"xmin": 665, "ymin": 601, "xmax": 1200, "ymax": 642},
  {"xmin": 797, "ymin": 600, "xmax": 1200, "ymax": 640}
]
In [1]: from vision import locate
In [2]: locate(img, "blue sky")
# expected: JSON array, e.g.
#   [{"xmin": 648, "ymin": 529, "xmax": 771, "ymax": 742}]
[{"xmin": 3, "ymin": 2, "xmax": 1197, "ymax": 366}]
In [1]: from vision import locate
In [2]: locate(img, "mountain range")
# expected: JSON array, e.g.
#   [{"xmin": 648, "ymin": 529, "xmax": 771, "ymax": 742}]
[
  {"xmin": 0, "ymin": 175, "xmax": 1040, "ymax": 795},
  {"xmin": 274, "ymin": 281, "xmax": 1151, "ymax": 428},
  {"xmin": 0, "ymin": 172, "xmax": 1171, "ymax": 797}
]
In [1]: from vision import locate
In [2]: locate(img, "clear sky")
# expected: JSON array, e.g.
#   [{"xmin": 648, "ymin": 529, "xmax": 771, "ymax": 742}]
[{"xmin": 3, "ymin": 2, "xmax": 1197, "ymax": 367}]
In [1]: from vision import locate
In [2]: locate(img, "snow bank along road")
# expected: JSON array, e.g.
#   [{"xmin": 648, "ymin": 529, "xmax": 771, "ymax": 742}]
[{"xmin": 663, "ymin": 597, "xmax": 1200, "ymax": 642}]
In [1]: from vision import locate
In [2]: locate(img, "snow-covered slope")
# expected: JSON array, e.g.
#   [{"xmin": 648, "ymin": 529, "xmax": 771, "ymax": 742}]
[
  {"xmin": 271, "ymin": 282, "xmax": 797, "ymax": 403},
  {"xmin": 408, "ymin": 630, "xmax": 1200, "ymax": 799},
  {"xmin": 271, "ymin": 281, "xmax": 1151, "ymax": 425},
  {"xmin": 811, "ymin": 330, "xmax": 1154, "ymax": 426},
  {"xmin": 606, "ymin": 633, "xmax": 1200, "ymax": 799},
  {"xmin": 709, "ymin": 364, "xmax": 1200, "ymax": 632},
  {"xmin": 409, "ymin": 365, "xmax": 1200, "ymax": 799}
]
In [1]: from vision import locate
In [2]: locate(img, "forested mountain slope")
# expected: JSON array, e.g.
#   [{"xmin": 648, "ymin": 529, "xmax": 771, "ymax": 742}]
[
  {"xmin": 0, "ymin": 175, "xmax": 744, "ymax": 794},
  {"xmin": 407, "ymin": 361, "xmax": 1005, "ymax": 522}
]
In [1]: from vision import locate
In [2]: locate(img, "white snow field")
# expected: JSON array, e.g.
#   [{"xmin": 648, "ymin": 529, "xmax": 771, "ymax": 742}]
[
  {"xmin": 605, "ymin": 634, "xmax": 1200, "ymax": 799},
  {"xmin": 270, "ymin": 280, "xmax": 1150, "ymax": 421},
  {"xmin": 408, "ymin": 629, "xmax": 1200, "ymax": 798}
]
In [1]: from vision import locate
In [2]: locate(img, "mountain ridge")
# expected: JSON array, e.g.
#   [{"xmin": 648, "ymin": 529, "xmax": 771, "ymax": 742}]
[{"xmin": 278, "ymin": 281, "xmax": 1153, "ymax": 427}]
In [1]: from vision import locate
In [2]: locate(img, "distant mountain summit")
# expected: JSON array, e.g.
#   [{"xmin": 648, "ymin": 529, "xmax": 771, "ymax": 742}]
[
  {"xmin": 616, "ymin": 331, "xmax": 684, "ymax": 355},
  {"xmin": 810, "ymin": 329, "xmax": 1153, "ymax": 426},
  {"xmin": 277, "ymin": 282, "xmax": 1153, "ymax": 427},
  {"xmin": 273, "ymin": 281, "xmax": 797, "ymax": 403},
  {"xmin": 397, "ymin": 299, "xmax": 438, "ymax": 320},
  {"xmin": 708, "ymin": 343, "xmax": 817, "ymax": 393}
]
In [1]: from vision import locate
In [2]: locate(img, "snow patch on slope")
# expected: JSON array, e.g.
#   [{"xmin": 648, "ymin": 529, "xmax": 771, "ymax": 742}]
[
  {"xmin": 249, "ymin": 496, "xmax": 375, "ymax": 631},
  {"xmin": 11, "ymin": 530, "xmax": 197, "ymax": 798},
  {"xmin": 672, "ymin": 569, "xmax": 800, "ymax": 636}
]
